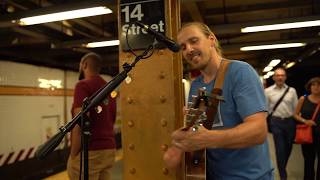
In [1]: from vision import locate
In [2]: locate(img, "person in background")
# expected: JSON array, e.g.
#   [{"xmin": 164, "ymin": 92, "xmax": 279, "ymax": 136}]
[
  {"xmin": 163, "ymin": 22, "xmax": 273, "ymax": 179},
  {"xmin": 265, "ymin": 67, "xmax": 298, "ymax": 180},
  {"xmin": 67, "ymin": 52, "xmax": 117, "ymax": 180},
  {"xmin": 293, "ymin": 77, "xmax": 320, "ymax": 180}
]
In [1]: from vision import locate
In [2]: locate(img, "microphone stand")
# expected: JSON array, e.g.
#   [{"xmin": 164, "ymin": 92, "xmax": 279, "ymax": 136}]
[{"xmin": 35, "ymin": 45, "xmax": 154, "ymax": 180}]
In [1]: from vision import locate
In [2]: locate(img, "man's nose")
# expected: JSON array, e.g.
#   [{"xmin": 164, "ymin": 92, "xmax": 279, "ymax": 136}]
[{"xmin": 185, "ymin": 44, "xmax": 193, "ymax": 54}]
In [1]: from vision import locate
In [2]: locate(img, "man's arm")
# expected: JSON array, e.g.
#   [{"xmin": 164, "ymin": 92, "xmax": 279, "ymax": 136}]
[
  {"xmin": 207, "ymin": 111, "xmax": 267, "ymax": 148},
  {"xmin": 70, "ymin": 107, "xmax": 82, "ymax": 157},
  {"xmin": 172, "ymin": 111, "xmax": 267, "ymax": 151}
]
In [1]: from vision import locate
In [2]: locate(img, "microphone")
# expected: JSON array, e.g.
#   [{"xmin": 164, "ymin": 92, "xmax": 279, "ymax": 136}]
[{"xmin": 135, "ymin": 21, "xmax": 180, "ymax": 52}]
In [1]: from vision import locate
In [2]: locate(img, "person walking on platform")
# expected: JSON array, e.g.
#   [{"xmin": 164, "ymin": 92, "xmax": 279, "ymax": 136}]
[
  {"xmin": 265, "ymin": 67, "xmax": 298, "ymax": 180},
  {"xmin": 293, "ymin": 77, "xmax": 320, "ymax": 180},
  {"xmin": 67, "ymin": 52, "xmax": 117, "ymax": 180}
]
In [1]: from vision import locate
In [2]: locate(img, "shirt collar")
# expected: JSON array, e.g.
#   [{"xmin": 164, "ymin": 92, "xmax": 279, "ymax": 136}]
[{"xmin": 272, "ymin": 83, "xmax": 288, "ymax": 90}]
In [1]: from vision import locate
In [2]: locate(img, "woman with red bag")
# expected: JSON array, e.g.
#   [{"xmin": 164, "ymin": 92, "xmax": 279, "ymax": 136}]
[{"xmin": 293, "ymin": 77, "xmax": 320, "ymax": 180}]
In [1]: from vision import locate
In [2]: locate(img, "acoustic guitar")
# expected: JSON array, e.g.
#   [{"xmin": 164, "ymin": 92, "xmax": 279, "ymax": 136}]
[{"xmin": 183, "ymin": 88, "xmax": 208, "ymax": 180}]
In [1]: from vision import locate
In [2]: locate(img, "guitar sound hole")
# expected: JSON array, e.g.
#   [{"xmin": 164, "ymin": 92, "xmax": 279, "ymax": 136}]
[{"xmin": 192, "ymin": 151, "xmax": 202, "ymax": 165}]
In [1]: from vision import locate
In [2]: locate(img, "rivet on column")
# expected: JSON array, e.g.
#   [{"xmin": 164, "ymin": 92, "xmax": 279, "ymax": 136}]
[
  {"xmin": 127, "ymin": 97, "xmax": 133, "ymax": 104},
  {"xmin": 159, "ymin": 49, "xmax": 164, "ymax": 55},
  {"xmin": 128, "ymin": 120, "xmax": 134, "ymax": 127},
  {"xmin": 129, "ymin": 168, "xmax": 136, "ymax": 174},
  {"xmin": 129, "ymin": 143, "xmax": 135, "ymax": 150},
  {"xmin": 160, "ymin": 96, "xmax": 166, "ymax": 103},
  {"xmin": 159, "ymin": 71, "xmax": 165, "ymax": 79},
  {"xmin": 161, "ymin": 144, "xmax": 168, "ymax": 151},
  {"xmin": 162, "ymin": 167, "xmax": 169, "ymax": 175},
  {"xmin": 161, "ymin": 118, "xmax": 167, "ymax": 127}
]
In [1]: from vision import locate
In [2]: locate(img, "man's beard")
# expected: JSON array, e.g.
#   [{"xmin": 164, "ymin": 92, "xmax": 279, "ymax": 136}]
[
  {"xmin": 78, "ymin": 71, "xmax": 84, "ymax": 80},
  {"xmin": 187, "ymin": 51, "xmax": 207, "ymax": 70}
]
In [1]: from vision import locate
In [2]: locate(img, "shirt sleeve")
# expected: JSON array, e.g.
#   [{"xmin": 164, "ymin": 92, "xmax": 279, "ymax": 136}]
[
  {"xmin": 231, "ymin": 63, "xmax": 267, "ymax": 119},
  {"xmin": 73, "ymin": 82, "xmax": 90, "ymax": 108}
]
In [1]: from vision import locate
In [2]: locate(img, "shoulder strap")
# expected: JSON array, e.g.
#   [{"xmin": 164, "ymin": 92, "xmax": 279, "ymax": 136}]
[
  {"xmin": 311, "ymin": 102, "xmax": 320, "ymax": 121},
  {"xmin": 214, "ymin": 60, "xmax": 231, "ymax": 89},
  {"xmin": 204, "ymin": 60, "xmax": 231, "ymax": 129},
  {"xmin": 270, "ymin": 86, "xmax": 290, "ymax": 115}
]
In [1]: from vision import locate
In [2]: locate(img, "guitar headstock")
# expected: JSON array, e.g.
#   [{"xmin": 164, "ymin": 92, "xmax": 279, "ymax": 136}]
[{"xmin": 183, "ymin": 88, "xmax": 208, "ymax": 131}]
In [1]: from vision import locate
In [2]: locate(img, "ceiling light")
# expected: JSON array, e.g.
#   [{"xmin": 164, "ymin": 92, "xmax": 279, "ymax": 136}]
[
  {"xmin": 266, "ymin": 71, "xmax": 274, "ymax": 76},
  {"xmin": 263, "ymin": 74, "xmax": 270, "ymax": 79},
  {"xmin": 241, "ymin": 20, "xmax": 320, "ymax": 33},
  {"xmin": 263, "ymin": 66, "xmax": 273, "ymax": 72},
  {"xmin": 268, "ymin": 59, "xmax": 281, "ymax": 67},
  {"xmin": 285, "ymin": 62, "xmax": 296, "ymax": 69},
  {"xmin": 240, "ymin": 43, "xmax": 306, "ymax": 51},
  {"xmin": 85, "ymin": 40, "xmax": 119, "ymax": 48},
  {"xmin": 18, "ymin": 6, "xmax": 112, "ymax": 26},
  {"xmin": 263, "ymin": 71, "xmax": 275, "ymax": 79}
]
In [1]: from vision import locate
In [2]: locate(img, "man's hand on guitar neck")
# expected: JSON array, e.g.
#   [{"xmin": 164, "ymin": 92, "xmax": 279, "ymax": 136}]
[{"xmin": 172, "ymin": 125, "xmax": 210, "ymax": 152}]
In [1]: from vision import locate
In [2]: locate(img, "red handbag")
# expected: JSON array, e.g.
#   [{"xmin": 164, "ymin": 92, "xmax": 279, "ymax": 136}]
[
  {"xmin": 295, "ymin": 101, "xmax": 320, "ymax": 144},
  {"xmin": 295, "ymin": 124, "xmax": 313, "ymax": 144}
]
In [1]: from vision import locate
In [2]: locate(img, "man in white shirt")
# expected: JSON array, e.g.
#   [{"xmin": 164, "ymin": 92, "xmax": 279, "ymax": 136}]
[{"xmin": 265, "ymin": 67, "xmax": 298, "ymax": 180}]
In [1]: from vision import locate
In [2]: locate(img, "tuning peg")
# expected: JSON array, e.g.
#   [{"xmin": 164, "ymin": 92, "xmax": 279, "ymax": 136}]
[{"xmin": 199, "ymin": 113, "xmax": 207, "ymax": 122}]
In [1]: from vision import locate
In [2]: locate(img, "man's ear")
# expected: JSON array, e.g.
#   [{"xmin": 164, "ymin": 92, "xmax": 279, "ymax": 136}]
[
  {"xmin": 83, "ymin": 61, "xmax": 88, "ymax": 69},
  {"xmin": 208, "ymin": 35, "xmax": 216, "ymax": 47}
]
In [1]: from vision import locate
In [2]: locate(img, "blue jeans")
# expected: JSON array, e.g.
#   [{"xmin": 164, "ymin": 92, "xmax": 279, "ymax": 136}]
[{"xmin": 270, "ymin": 116, "xmax": 296, "ymax": 180}]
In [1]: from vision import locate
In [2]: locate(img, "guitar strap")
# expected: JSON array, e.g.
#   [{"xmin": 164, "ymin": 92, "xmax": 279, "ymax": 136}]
[{"xmin": 203, "ymin": 59, "xmax": 231, "ymax": 129}]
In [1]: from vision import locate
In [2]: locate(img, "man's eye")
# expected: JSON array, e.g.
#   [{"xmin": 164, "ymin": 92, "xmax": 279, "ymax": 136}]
[{"xmin": 191, "ymin": 38, "xmax": 198, "ymax": 44}]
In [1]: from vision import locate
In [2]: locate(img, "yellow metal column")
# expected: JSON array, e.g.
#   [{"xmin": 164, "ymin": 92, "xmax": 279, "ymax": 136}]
[{"xmin": 118, "ymin": 0, "xmax": 183, "ymax": 179}]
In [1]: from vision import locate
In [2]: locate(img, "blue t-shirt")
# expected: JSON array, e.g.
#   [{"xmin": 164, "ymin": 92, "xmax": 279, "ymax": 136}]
[{"xmin": 188, "ymin": 60, "xmax": 273, "ymax": 180}]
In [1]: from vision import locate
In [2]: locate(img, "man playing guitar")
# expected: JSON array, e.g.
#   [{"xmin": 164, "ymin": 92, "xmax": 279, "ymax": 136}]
[{"xmin": 163, "ymin": 22, "xmax": 273, "ymax": 180}]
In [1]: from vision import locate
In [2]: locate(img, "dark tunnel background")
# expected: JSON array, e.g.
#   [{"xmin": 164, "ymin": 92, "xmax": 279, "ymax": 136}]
[{"xmin": 266, "ymin": 51, "xmax": 320, "ymax": 97}]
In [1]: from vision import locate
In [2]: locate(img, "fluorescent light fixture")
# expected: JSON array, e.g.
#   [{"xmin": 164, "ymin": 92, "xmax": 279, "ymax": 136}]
[
  {"xmin": 285, "ymin": 62, "xmax": 296, "ymax": 69},
  {"xmin": 268, "ymin": 59, "xmax": 281, "ymax": 67},
  {"xmin": 263, "ymin": 66, "xmax": 273, "ymax": 72},
  {"xmin": 85, "ymin": 40, "xmax": 119, "ymax": 48},
  {"xmin": 18, "ymin": 6, "xmax": 112, "ymax": 25},
  {"xmin": 266, "ymin": 71, "xmax": 274, "ymax": 76},
  {"xmin": 263, "ymin": 74, "xmax": 270, "ymax": 79},
  {"xmin": 241, "ymin": 20, "xmax": 320, "ymax": 33},
  {"xmin": 240, "ymin": 43, "xmax": 306, "ymax": 51}
]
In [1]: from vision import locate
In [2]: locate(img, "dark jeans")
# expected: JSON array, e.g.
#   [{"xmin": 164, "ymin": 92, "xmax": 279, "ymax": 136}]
[
  {"xmin": 301, "ymin": 128, "xmax": 320, "ymax": 180},
  {"xmin": 270, "ymin": 116, "xmax": 296, "ymax": 180}
]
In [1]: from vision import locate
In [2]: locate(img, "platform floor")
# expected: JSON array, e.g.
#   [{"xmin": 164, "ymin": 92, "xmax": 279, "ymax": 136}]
[{"xmin": 44, "ymin": 134, "xmax": 305, "ymax": 180}]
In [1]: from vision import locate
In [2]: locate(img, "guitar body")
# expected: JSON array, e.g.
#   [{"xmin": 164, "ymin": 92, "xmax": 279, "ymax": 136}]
[{"xmin": 185, "ymin": 150, "xmax": 206, "ymax": 180}]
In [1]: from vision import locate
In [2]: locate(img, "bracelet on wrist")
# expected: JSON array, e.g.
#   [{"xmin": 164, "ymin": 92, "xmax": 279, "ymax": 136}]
[{"xmin": 302, "ymin": 119, "xmax": 306, "ymax": 123}]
